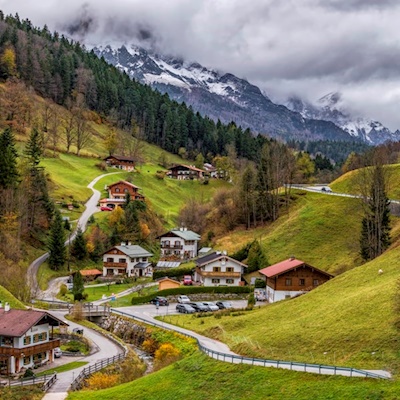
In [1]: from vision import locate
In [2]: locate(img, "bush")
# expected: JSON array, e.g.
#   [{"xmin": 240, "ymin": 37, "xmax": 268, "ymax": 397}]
[
  {"xmin": 95, "ymin": 161, "xmax": 107, "ymax": 171},
  {"xmin": 254, "ymin": 278, "xmax": 266, "ymax": 288},
  {"xmin": 59, "ymin": 284, "xmax": 68, "ymax": 297},
  {"xmin": 247, "ymin": 293, "xmax": 256, "ymax": 309},
  {"xmin": 154, "ymin": 343, "xmax": 181, "ymax": 371},
  {"xmin": 86, "ymin": 372, "xmax": 119, "ymax": 390},
  {"xmin": 23, "ymin": 368, "xmax": 35, "ymax": 378}
]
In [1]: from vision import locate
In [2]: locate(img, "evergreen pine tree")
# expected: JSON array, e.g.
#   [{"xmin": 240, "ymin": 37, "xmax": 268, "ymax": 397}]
[
  {"xmin": 360, "ymin": 164, "xmax": 391, "ymax": 261},
  {"xmin": 48, "ymin": 209, "xmax": 66, "ymax": 270},
  {"xmin": 247, "ymin": 240, "xmax": 268, "ymax": 273},
  {"xmin": 72, "ymin": 271, "xmax": 85, "ymax": 301},
  {"xmin": 0, "ymin": 127, "xmax": 19, "ymax": 189},
  {"xmin": 24, "ymin": 127, "xmax": 42, "ymax": 166},
  {"xmin": 71, "ymin": 226, "xmax": 87, "ymax": 260}
]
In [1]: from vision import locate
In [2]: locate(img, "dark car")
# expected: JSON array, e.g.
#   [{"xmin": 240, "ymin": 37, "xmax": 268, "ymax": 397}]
[
  {"xmin": 176, "ymin": 303, "xmax": 196, "ymax": 314},
  {"xmin": 216, "ymin": 301, "xmax": 234, "ymax": 309},
  {"xmin": 72, "ymin": 327, "xmax": 84, "ymax": 335},
  {"xmin": 189, "ymin": 302, "xmax": 208, "ymax": 312},
  {"xmin": 150, "ymin": 296, "xmax": 169, "ymax": 306}
]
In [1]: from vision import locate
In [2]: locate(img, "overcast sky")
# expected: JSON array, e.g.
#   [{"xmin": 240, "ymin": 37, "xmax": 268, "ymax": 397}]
[{"xmin": 1, "ymin": 0, "xmax": 400, "ymax": 129}]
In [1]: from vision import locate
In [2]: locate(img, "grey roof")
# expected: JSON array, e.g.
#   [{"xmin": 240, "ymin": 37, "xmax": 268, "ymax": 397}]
[
  {"xmin": 135, "ymin": 262, "xmax": 151, "ymax": 269},
  {"xmin": 156, "ymin": 261, "xmax": 181, "ymax": 268},
  {"xmin": 199, "ymin": 247, "xmax": 212, "ymax": 254},
  {"xmin": 160, "ymin": 229, "xmax": 201, "ymax": 241},
  {"xmin": 196, "ymin": 251, "xmax": 247, "ymax": 268},
  {"xmin": 113, "ymin": 245, "xmax": 153, "ymax": 258}
]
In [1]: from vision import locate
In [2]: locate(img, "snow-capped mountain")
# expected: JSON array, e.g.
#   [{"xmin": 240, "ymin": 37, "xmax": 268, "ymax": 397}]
[
  {"xmin": 286, "ymin": 92, "xmax": 400, "ymax": 145},
  {"xmin": 94, "ymin": 44, "xmax": 362, "ymax": 143}
]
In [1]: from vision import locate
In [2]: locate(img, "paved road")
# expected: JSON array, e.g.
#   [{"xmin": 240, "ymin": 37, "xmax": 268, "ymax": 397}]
[
  {"xmin": 42, "ymin": 310, "xmax": 123, "ymax": 400},
  {"xmin": 28, "ymin": 172, "xmax": 120, "ymax": 299}
]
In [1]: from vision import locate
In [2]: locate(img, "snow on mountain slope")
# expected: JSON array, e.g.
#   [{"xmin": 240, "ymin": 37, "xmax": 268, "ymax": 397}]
[
  {"xmin": 94, "ymin": 44, "xmax": 363, "ymax": 143},
  {"xmin": 287, "ymin": 92, "xmax": 400, "ymax": 145}
]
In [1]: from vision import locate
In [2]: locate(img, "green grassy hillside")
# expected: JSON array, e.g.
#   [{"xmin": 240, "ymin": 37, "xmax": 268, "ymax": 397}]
[
  {"xmin": 0, "ymin": 286, "xmax": 26, "ymax": 309},
  {"xmin": 67, "ymin": 353, "xmax": 400, "ymax": 400}
]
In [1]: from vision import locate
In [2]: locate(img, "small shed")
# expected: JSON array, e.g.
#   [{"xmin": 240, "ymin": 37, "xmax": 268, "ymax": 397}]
[
  {"xmin": 75, "ymin": 269, "xmax": 103, "ymax": 282},
  {"xmin": 158, "ymin": 277, "xmax": 181, "ymax": 291}
]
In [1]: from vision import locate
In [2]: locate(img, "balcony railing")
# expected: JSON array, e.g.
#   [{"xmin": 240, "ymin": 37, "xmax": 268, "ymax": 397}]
[
  {"xmin": 198, "ymin": 271, "xmax": 241, "ymax": 278},
  {"xmin": 0, "ymin": 339, "xmax": 60, "ymax": 357},
  {"xmin": 103, "ymin": 262, "xmax": 127, "ymax": 268},
  {"xmin": 161, "ymin": 244, "xmax": 183, "ymax": 249}
]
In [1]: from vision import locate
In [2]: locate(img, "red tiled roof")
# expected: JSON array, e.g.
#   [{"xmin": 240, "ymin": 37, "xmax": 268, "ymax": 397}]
[
  {"xmin": 0, "ymin": 309, "xmax": 67, "ymax": 337},
  {"xmin": 80, "ymin": 269, "xmax": 102, "ymax": 276},
  {"xmin": 258, "ymin": 258, "xmax": 306, "ymax": 278}
]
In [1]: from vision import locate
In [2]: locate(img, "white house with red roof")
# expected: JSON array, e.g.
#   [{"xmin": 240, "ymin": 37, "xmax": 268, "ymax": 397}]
[{"xmin": 258, "ymin": 257, "xmax": 333, "ymax": 303}]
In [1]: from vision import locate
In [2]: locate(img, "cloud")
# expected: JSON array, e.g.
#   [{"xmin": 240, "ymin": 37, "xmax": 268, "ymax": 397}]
[{"xmin": 1, "ymin": 0, "xmax": 400, "ymax": 129}]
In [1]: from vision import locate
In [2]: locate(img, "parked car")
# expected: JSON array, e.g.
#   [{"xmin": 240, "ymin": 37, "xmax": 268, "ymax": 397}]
[
  {"xmin": 177, "ymin": 295, "xmax": 191, "ymax": 304},
  {"xmin": 100, "ymin": 206, "xmax": 113, "ymax": 211},
  {"xmin": 72, "ymin": 328, "xmax": 84, "ymax": 335},
  {"xmin": 189, "ymin": 302, "xmax": 208, "ymax": 312},
  {"xmin": 176, "ymin": 303, "xmax": 196, "ymax": 314},
  {"xmin": 183, "ymin": 275, "xmax": 193, "ymax": 285},
  {"xmin": 216, "ymin": 301, "xmax": 233, "ymax": 309},
  {"xmin": 202, "ymin": 301, "xmax": 219, "ymax": 311},
  {"xmin": 150, "ymin": 296, "xmax": 169, "ymax": 306},
  {"xmin": 54, "ymin": 347, "xmax": 62, "ymax": 358},
  {"xmin": 320, "ymin": 186, "xmax": 332, "ymax": 193}
]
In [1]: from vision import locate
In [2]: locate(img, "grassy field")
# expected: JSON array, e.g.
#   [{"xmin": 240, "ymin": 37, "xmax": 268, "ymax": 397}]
[
  {"xmin": 216, "ymin": 191, "xmax": 367, "ymax": 274},
  {"xmin": 0, "ymin": 286, "xmax": 26, "ymax": 309},
  {"xmin": 166, "ymin": 240, "xmax": 400, "ymax": 371},
  {"xmin": 66, "ymin": 352, "xmax": 400, "ymax": 400},
  {"xmin": 36, "ymin": 361, "xmax": 88, "ymax": 376}
]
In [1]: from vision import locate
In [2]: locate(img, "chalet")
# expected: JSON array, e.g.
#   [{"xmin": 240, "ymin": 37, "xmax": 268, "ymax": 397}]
[
  {"xmin": 203, "ymin": 163, "xmax": 218, "ymax": 178},
  {"xmin": 258, "ymin": 257, "xmax": 333, "ymax": 303},
  {"xmin": 103, "ymin": 243, "xmax": 153, "ymax": 278},
  {"xmin": 99, "ymin": 180, "xmax": 145, "ymax": 209},
  {"xmin": 168, "ymin": 164, "xmax": 205, "ymax": 180},
  {"xmin": 158, "ymin": 277, "xmax": 181, "ymax": 291},
  {"xmin": 0, "ymin": 305, "xmax": 68, "ymax": 375},
  {"xmin": 104, "ymin": 155, "xmax": 136, "ymax": 171},
  {"xmin": 195, "ymin": 251, "xmax": 247, "ymax": 286},
  {"xmin": 158, "ymin": 228, "xmax": 201, "ymax": 259}
]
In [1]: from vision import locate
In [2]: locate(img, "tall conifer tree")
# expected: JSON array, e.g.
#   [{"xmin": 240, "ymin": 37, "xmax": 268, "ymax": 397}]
[{"xmin": 48, "ymin": 209, "xmax": 66, "ymax": 270}]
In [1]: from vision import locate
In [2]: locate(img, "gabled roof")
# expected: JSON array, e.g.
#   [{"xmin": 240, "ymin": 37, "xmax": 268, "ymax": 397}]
[
  {"xmin": 158, "ymin": 229, "xmax": 201, "ymax": 241},
  {"xmin": 104, "ymin": 154, "xmax": 136, "ymax": 162},
  {"xmin": 79, "ymin": 269, "xmax": 102, "ymax": 276},
  {"xmin": 0, "ymin": 309, "xmax": 68, "ymax": 337},
  {"xmin": 157, "ymin": 277, "xmax": 180, "ymax": 284},
  {"xmin": 196, "ymin": 252, "xmax": 247, "ymax": 268},
  {"xmin": 169, "ymin": 164, "xmax": 205, "ymax": 173},
  {"xmin": 258, "ymin": 258, "xmax": 333, "ymax": 278},
  {"xmin": 107, "ymin": 180, "xmax": 141, "ymax": 190},
  {"xmin": 104, "ymin": 244, "xmax": 153, "ymax": 258},
  {"xmin": 135, "ymin": 262, "xmax": 151, "ymax": 269}
]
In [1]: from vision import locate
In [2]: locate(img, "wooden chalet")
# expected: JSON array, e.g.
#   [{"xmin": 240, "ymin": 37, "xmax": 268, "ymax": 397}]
[
  {"xmin": 107, "ymin": 180, "xmax": 144, "ymax": 201},
  {"xmin": 258, "ymin": 257, "xmax": 333, "ymax": 303},
  {"xmin": 104, "ymin": 155, "xmax": 136, "ymax": 171},
  {"xmin": 168, "ymin": 164, "xmax": 205, "ymax": 180}
]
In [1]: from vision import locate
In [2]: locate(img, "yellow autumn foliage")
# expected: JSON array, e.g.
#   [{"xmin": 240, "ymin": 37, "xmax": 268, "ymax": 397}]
[{"xmin": 85, "ymin": 372, "xmax": 119, "ymax": 390}]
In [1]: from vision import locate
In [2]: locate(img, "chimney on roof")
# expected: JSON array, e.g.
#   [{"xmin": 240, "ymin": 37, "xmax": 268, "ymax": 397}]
[
  {"xmin": 4, "ymin": 302, "xmax": 10, "ymax": 312},
  {"xmin": 121, "ymin": 241, "xmax": 126, "ymax": 246}
]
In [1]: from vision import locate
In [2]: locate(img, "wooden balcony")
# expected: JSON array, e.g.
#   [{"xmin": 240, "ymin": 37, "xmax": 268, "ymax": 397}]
[
  {"xmin": 161, "ymin": 244, "xmax": 183, "ymax": 249},
  {"xmin": 198, "ymin": 271, "xmax": 241, "ymax": 278},
  {"xmin": 103, "ymin": 262, "xmax": 127, "ymax": 268},
  {"xmin": 0, "ymin": 339, "xmax": 60, "ymax": 357}
]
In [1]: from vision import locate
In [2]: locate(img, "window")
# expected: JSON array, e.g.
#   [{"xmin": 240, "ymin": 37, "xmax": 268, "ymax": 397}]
[
  {"xmin": 226, "ymin": 279, "xmax": 234, "ymax": 284},
  {"xmin": 118, "ymin": 258, "xmax": 126, "ymax": 263},
  {"xmin": 212, "ymin": 279, "xmax": 220, "ymax": 284},
  {"xmin": 285, "ymin": 278, "xmax": 292, "ymax": 286},
  {"xmin": 33, "ymin": 352, "xmax": 45, "ymax": 362},
  {"xmin": 213, "ymin": 267, "xmax": 221, "ymax": 272},
  {"xmin": 226, "ymin": 267, "xmax": 234, "ymax": 273},
  {"xmin": 115, "ymin": 188, "xmax": 120, "ymax": 192},
  {"xmin": 142, "ymin": 257, "xmax": 147, "ymax": 262},
  {"xmin": 313, "ymin": 279, "xmax": 319, "ymax": 286},
  {"xmin": 24, "ymin": 336, "xmax": 31, "ymax": 345},
  {"xmin": 1, "ymin": 337, "xmax": 12, "ymax": 346},
  {"xmin": 23, "ymin": 356, "xmax": 30, "ymax": 365},
  {"xmin": 124, "ymin": 188, "xmax": 128, "ymax": 193},
  {"xmin": 33, "ymin": 333, "xmax": 47, "ymax": 343},
  {"xmin": 299, "ymin": 279, "xmax": 305, "ymax": 286},
  {"xmin": 107, "ymin": 258, "xmax": 114, "ymax": 263}
]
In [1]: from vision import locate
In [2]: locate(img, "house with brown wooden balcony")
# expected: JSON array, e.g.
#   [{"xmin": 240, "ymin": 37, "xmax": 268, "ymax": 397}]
[
  {"xmin": 100, "ymin": 180, "xmax": 145, "ymax": 209},
  {"xmin": 104, "ymin": 154, "xmax": 136, "ymax": 171},
  {"xmin": 102, "ymin": 243, "xmax": 153, "ymax": 278},
  {"xmin": 158, "ymin": 228, "xmax": 201, "ymax": 260},
  {"xmin": 0, "ymin": 305, "xmax": 67, "ymax": 375},
  {"xmin": 194, "ymin": 251, "xmax": 247, "ymax": 286},
  {"xmin": 258, "ymin": 257, "xmax": 334, "ymax": 303},
  {"xmin": 167, "ymin": 164, "xmax": 205, "ymax": 180}
]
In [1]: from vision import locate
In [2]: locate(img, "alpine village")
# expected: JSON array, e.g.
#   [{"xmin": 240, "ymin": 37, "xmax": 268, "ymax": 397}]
[{"xmin": 0, "ymin": 8, "xmax": 400, "ymax": 400}]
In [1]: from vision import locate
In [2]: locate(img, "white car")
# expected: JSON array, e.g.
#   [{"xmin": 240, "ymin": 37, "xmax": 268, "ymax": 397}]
[
  {"xmin": 177, "ymin": 295, "xmax": 191, "ymax": 304},
  {"xmin": 202, "ymin": 301, "xmax": 219, "ymax": 311},
  {"xmin": 54, "ymin": 347, "xmax": 62, "ymax": 358}
]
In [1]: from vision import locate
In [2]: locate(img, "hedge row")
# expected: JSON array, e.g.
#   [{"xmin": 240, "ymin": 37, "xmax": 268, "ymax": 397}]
[
  {"xmin": 131, "ymin": 285, "xmax": 252, "ymax": 305},
  {"xmin": 152, "ymin": 266, "xmax": 194, "ymax": 280}
]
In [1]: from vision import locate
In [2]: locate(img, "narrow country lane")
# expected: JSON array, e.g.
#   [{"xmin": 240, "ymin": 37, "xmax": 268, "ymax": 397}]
[{"xmin": 27, "ymin": 172, "xmax": 121, "ymax": 298}]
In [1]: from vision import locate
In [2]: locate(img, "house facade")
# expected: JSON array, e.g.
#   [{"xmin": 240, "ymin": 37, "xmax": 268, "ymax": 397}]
[
  {"xmin": 258, "ymin": 258, "xmax": 333, "ymax": 303},
  {"xmin": 104, "ymin": 155, "xmax": 136, "ymax": 171},
  {"xmin": 168, "ymin": 164, "xmax": 205, "ymax": 180},
  {"xmin": 194, "ymin": 252, "xmax": 247, "ymax": 286},
  {"xmin": 102, "ymin": 243, "xmax": 153, "ymax": 278},
  {"xmin": 0, "ymin": 306, "xmax": 67, "ymax": 375},
  {"xmin": 107, "ymin": 180, "xmax": 144, "ymax": 201},
  {"xmin": 158, "ymin": 228, "xmax": 201, "ymax": 259}
]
